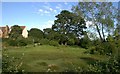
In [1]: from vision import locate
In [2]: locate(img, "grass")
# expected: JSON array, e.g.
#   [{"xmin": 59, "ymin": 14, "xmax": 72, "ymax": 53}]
[{"xmin": 3, "ymin": 45, "xmax": 109, "ymax": 72}]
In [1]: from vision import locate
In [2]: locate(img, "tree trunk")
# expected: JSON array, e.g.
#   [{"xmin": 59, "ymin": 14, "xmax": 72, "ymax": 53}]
[
  {"xmin": 101, "ymin": 23, "xmax": 105, "ymax": 42},
  {"xmin": 95, "ymin": 24, "xmax": 103, "ymax": 42}
]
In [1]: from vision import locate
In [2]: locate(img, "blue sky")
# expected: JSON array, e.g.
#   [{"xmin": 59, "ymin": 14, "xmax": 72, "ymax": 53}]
[
  {"xmin": 2, "ymin": 2, "xmax": 119, "ymax": 30},
  {"xmin": 2, "ymin": 2, "xmax": 78, "ymax": 30}
]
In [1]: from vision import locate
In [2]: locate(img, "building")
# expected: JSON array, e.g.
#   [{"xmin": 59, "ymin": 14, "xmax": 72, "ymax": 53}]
[
  {"xmin": 0, "ymin": 25, "xmax": 9, "ymax": 38},
  {"xmin": 20, "ymin": 26, "xmax": 28, "ymax": 38},
  {"xmin": 0, "ymin": 25, "xmax": 28, "ymax": 38}
]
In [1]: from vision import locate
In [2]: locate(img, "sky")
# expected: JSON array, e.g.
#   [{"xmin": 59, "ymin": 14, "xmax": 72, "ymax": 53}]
[
  {"xmin": 2, "ymin": 2, "xmax": 78, "ymax": 30},
  {"xmin": 2, "ymin": 1, "xmax": 119, "ymax": 31}
]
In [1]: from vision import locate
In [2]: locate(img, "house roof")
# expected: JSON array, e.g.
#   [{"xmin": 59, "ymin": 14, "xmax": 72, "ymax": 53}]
[
  {"xmin": 20, "ymin": 26, "xmax": 26, "ymax": 30},
  {"xmin": 10, "ymin": 26, "xmax": 26, "ymax": 31},
  {"xmin": 0, "ymin": 26, "xmax": 9, "ymax": 33},
  {"xmin": 0, "ymin": 27, "xmax": 6, "ymax": 31}
]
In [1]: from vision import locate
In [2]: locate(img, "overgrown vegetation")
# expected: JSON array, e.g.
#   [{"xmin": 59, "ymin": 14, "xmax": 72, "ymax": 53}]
[{"xmin": 2, "ymin": 1, "xmax": 120, "ymax": 73}]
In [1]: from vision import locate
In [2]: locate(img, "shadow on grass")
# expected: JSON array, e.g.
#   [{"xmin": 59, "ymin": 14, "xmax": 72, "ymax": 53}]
[{"xmin": 80, "ymin": 57, "xmax": 98, "ymax": 65}]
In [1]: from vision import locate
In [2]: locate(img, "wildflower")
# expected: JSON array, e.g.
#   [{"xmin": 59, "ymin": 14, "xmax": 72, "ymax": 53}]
[
  {"xmin": 12, "ymin": 57, "xmax": 14, "ymax": 59},
  {"xmin": 22, "ymin": 70, "xmax": 25, "ymax": 72},
  {"xmin": 22, "ymin": 53, "xmax": 24, "ymax": 56},
  {"xmin": 47, "ymin": 68, "xmax": 51, "ymax": 72}
]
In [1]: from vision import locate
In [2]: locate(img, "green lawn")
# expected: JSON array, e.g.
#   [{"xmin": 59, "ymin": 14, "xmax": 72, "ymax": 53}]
[{"xmin": 3, "ymin": 45, "xmax": 108, "ymax": 72}]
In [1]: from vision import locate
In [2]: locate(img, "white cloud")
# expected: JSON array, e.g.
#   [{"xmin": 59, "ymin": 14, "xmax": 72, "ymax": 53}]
[
  {"xmin": 53, "ymin": 10, "xmax": 57, "ymax": 13},
  {"xmin": 44, "ymin": 10, "xmax": 50, "ymax": 13},
  {"xmin": 43, "ymin": 5, "xmax": 53, "ymax": 11},
  {"xmin": 38, "ymin": 9, "xmax": 43, "ymax": 12},
  {"xmin": 37, "ymin": 9, "xmax": 50, "ymax": 14},
  {"xmin": 64, "ymin": 2, "xmax": 68, "ymax": 5},
  {"xmin": 43, "ymin": 5, "xmax": 50, "ymax": 10},
  {"xmin": 56, "ymin": 6, "xmax": 60, "ymax": 9},
  {"xmin": 40, "ymin": 20, "xmax": 54, "ymax": 30},
  {"xmin": 49, "ymin": 8, "xmax": 53, "ymax": 11},
  {"xmin": 56, "ymin": 6, "xmax": 62, "ymax": 11},
  {"xmin": 43, "ymin": 5, "xmax": 56, "ymax": 13}
]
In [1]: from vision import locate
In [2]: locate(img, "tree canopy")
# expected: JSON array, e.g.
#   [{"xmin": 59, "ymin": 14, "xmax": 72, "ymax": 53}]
[
  {"xmin": 72, "ymin": 2, "xmax": 118, "ymax": 42},
  {"xmin": 9, "ymin": 25, "xmax": 23, "ymax": 40},
  {"xmin": 28, "ymin": 28, "xmax": 44, "ymax": 43},
  {"xmin": 52, "ymin": 10, "xmax": 87, "ymax": 38}
]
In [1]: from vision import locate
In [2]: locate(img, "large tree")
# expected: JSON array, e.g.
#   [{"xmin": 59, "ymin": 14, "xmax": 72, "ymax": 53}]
[
  {"xmin": 52, "ymin": 10, "xmax": 86, "ymax": 39},
  {"xmin": 28, "ymin": 28, "xmax": 44, "ymax": 43},
  {"xmin": 72, "ymin": 2, "xmax": 118, "ymax": 42},
  {"xmin": 43, "ymin": 28, "xmax": 64, "ymax": 44},
  {"xmin": 52, "ymin": 10, "xmax": 86, "ymax": 45},
  {"xmin": 43, "ymin": 28, "xmax": 55, "ymax": 40},
  {"xmin": 9, "ymin": 25, "xmax": 23, "ymax": 40}
]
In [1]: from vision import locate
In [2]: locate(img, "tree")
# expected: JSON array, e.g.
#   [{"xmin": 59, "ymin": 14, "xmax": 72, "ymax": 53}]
[
  {"xmin": 114, "ymin": 24, "xmax": 120, "ymax": 40},
  {"xmin": 79, "ymin": 33, "xmax": 91, "ymax": 49},
  {"xmin": 72, "ymin": 2, "xmax": 118, "ymax": 42},
  {"xmin": 9, "ymin": 25, "xmax": 22, "ymax": 40},
  {"xmin": 52, "ymin": 10, "xmax": 86, "ymax": 45},
  {"xmin": 28, "ymin": 28, "xmax": 44, "ymax": 43},
  {"xmin": 8, "ymin": 25, "xmax": 27, "ymax": 46}
]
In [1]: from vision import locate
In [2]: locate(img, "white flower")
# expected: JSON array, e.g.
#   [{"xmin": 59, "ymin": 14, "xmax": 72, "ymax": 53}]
[{"xmin": 22, "ymin": 53, "xmax": 24, "ymax": 56}]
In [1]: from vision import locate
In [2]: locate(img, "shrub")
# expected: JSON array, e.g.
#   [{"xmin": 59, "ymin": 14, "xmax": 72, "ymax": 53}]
[
  {"xmin": 25, "ymin": 37, "xmax": 34, "ymax": 44},
  {"xmin": 8, "ymin": 37, "xmax": 27, "ymax": 46},
  {"xmin": 88, "ymin": 56, "xmax": 120, "ymax": 72},
  {"xmin": 39, "ymin": 38, "xmax": 50, "ymax": 45},
  {"xmin": 67, "ymin": 39, "xmax": 75, "ymax": 46},
  {"xmin": 2, "ymin": 50, "xmax": 24, "ymax": 73},
  {"xmin": 2, "ymin": 38, "xmax": 9, "ymax": 47},
  {"xmin": 17, "ymin": 39, "xmax": 27, "ymax": 46},
  {"xmin": 49, "ymin": 40, "xmax": 59, "ymax": 46},
  {"xmin": 79, "ymin": 36, "xmax": 91, "ymax": 49},
  {"xmin": 89, "ymin": 41, "xmax": 117, "ymax": 55},
  {"xmin": 8, "ymin": 39, "xmax": 18, "ymax": 46}
]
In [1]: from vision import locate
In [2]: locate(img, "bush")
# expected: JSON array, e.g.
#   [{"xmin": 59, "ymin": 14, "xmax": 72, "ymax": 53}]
[
  {"xmin": 17, "ymin": 39, "xmax": 27, "ymax": 46},
  {"xmin": 67, "ymin": 39, "xmax": 75, "ymax": 46},
  {"xmin": 79, "ymin": 36, "xmax": 91, "ymax": 49},
  {"xmin": 88, "ymin": 56, "xmax": 120, "ymax": 72},
  {"xmin": 25, "ymin": 37, "xmax": 34, "ymax": 44},
  {"xmin": 8, "ymin": 39, "xmax": 18, "ymax": 46},
  {"xmin": 89, "ymin": 41, "xmax": 119, "ymax": 56},
  {"xmin": 8, "ymin": 37, "xmax": 27, "ymax": 46},
  {"xmin": 49, "ymin": 40, "xmax": 59, "ymax": 46},
  {"xmin": 40, "ymin": 39, "xmax": 50, "ymax": 45},
  {"xmin": 2, "ymin": 50, "xmax": 24, "ymax": 73}
]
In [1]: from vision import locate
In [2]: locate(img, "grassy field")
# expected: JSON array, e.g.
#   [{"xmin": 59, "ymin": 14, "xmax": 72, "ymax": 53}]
[{"xmin": 3, "ymin": 45, "xmax": 109, "ymax": 72}]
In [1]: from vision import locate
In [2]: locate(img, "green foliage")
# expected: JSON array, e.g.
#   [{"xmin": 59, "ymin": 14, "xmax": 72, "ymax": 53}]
[
  {"xmin": 40, "ymin": 38, "xmax": 50, "ymax": 45},
  {"xmin": 8, "ymin": 36, "xmax": 27, "ymax": 46},
  {"xmin": 72, "ymin": 2, "xmax": 117, "ymax": 42},
  {"xmin": 2, "ymin": 50, "xmax": 24, "ymax": 73},
  {"xmin": 88, "ymin": 56, "xmax": 120, "ymax": 72},
  {"xmin": 9, "ymin": 25, "xmax": 23, "ymax": 40},
  {"xmin": 79, "ymin": 35, "xmax": 91, "ymax": 49},
  {"xmin": 49, "ymin": 40, "xmax": 59, "ymax": 47},
  {"xmin": 2, "ymin": 38, "xmax": 9, "ymax": 47},
  {"xmin": 67, "ymin": 39, "xmax": 75, "ymax": 46},
  {"xmin": 28, "ymin": 28, "xmax": 44, "ymax": 43},
  {"xmin": 29, "ymin": 28, "xmax": 44, "ymax": 38},
  {"xmin": 25, "ymin": 37, "xmax": 33, "ymax": 44},
  {"xmin": 43, "ymin": 28, "xmax": 61, "ymax": 41},
  {"xmin": 89, "ymin": 40, "xmax": 119, "ymax": 56},
  {"xmin": 17, "ymin": 38, "xmax": 27, "ymax": 46},
  {"xmin": 52, "ymin": 10, "xmax": 86, "ymax": 41},
  {"xmin": 39, "ymin": 39, "xmax": 59, "ymax": 46},
  {"xmin": 8, "ymin": 39, "xmax": 18, "ymax": 46},
  {"xmin": 106, "ymin": 34, "xmax": 114, "ymax": 42}
]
